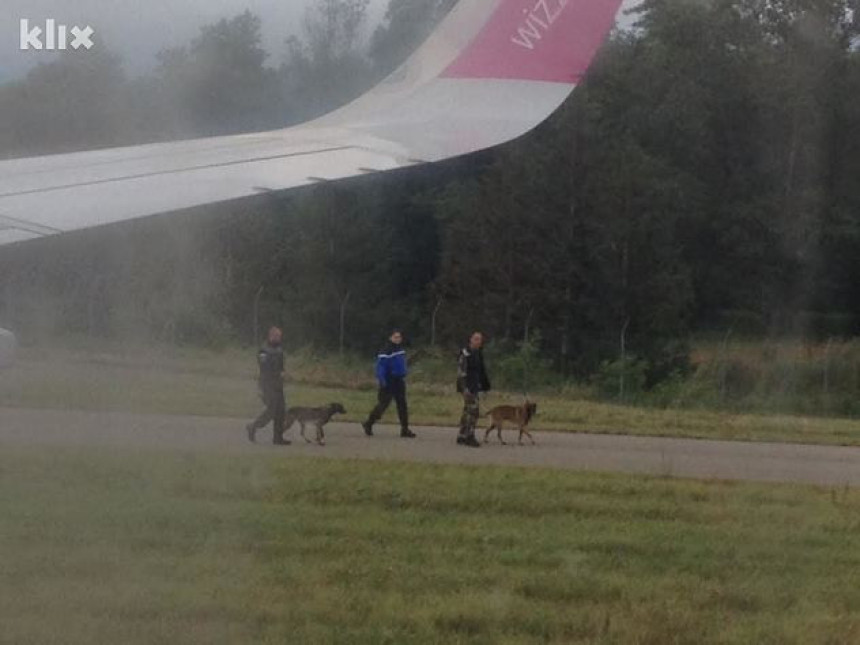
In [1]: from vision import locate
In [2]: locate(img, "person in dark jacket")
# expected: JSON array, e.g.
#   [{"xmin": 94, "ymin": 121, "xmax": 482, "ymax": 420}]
[
  {"xmin": 362, "ymin": 329, "xmax": 416, "ymax": 438},
  {"xmin": 246, "ymin": 326, "xmax": 290, "ymax": 445},
  {"xmin": 456, "ymin": 331, "xmax": 491, "ymax": 448}
]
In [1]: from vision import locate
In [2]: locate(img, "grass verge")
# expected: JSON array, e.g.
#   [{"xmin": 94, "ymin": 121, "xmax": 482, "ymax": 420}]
[
  {"xmin": 1, "ymin": 346, "xmax": 859, "ymax": 446},
  {"xmin": 1, "ymin": 448, "xmax": 859, "ymax": 644}
]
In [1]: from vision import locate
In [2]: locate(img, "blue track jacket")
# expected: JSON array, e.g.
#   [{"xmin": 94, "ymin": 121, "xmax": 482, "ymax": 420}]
[{"xmin": 376, "ymin": 342, "xmax": 408, "ymax": 389}]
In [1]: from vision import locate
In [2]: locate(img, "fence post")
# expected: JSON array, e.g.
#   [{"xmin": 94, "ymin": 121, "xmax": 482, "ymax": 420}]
[
  {"xmin": 252, "ymin": 285, "xmax": 264, "ymax": 347},
  {"xmin": 339, "ymin": 291, "xmax": 351, "ymax": 357},
  {"xmin": 430, "ymin": 297, "xmax": 443, "ymax": 347},
  {"xmin": 619, "ymin": 317, "xmax": 631, "ymax": 401}
]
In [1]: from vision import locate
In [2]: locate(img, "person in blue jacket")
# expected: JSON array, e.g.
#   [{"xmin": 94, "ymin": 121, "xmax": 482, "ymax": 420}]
[{"xmin": 362, "ymin": 329, "xmax": 416, "ymax": 439}]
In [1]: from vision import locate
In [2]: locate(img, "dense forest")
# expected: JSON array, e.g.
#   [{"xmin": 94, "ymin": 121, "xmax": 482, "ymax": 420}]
[{"xmin": 1, "ymin": 0, "xmax": 860, "ymax": 390}]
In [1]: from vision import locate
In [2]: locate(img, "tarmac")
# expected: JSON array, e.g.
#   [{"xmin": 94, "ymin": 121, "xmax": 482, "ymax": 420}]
[{"xmin": 2, "ymin": 406, "xmax": 859, "ymax": 486}]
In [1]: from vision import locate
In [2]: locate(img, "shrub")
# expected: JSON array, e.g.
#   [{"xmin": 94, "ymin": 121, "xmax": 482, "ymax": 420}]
[
  {"xmin": 491, "ymin": 334, "xmax": 562, "ymax": 393},
  {"xmin": 593, "ymin": 356, "xmax": 649, "ymax": 402}
]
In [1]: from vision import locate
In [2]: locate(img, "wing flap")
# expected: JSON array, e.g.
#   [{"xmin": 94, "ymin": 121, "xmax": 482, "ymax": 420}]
[{"xmin": 1, "ymin": 144, "xmax": 405, "ymax": 232}]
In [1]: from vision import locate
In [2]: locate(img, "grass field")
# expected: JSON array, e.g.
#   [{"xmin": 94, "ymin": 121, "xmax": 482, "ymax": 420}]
[
  {"xmin": 1, "ymin": 447, "xmax": 859, "ymax": 644},
  {"xmin": 1, "ymin": 345, "xmax": 860, "ymax": 446}
]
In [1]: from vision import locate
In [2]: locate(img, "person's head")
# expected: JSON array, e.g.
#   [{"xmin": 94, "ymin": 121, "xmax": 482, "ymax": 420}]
[
  {"xmin": 389, "ymin": 329, "xmax": 403, "ymax": 345},
  {"xmin": 267, "ymin": 326, "xmax": 283, "ymax": 346},
  {"xmin": 469, "ymin": 331, "xmax": 484, "ymax": 350}
]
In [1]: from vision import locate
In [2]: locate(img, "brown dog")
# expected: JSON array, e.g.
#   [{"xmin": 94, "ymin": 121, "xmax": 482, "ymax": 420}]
[
  {"xmin": 284, "ymin": 403, "xmax": 347, "ymax": 446},
  {"xmin": 484, "ymin": 401, "xmax": 538, "ymax": 445}
]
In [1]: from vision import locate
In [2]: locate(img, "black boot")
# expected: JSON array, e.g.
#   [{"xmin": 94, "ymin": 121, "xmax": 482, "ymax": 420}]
[
  {"xmin": 460, "ymin": 434, "xmax": 480, "ymax": 448},
  {"xmin": 362, "ymin": 421, "xmax": 374, "ymax": 437},
  {"xmin": 246, "ymin": 423, "xmax": 257, "ymax": 444},
  {"xmin": 401, "ymin": 428, "xmax": 417, "ymax": 439}
]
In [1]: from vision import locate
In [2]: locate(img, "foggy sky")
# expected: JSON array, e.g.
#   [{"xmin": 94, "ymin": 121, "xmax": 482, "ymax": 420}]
[
  {"xmin": 1, "ymin": 0, "xmax": 388, "ymax": 83},
  {"xmin": 1, "ymin": 0, "xmax": 642, "ymax": 84}
]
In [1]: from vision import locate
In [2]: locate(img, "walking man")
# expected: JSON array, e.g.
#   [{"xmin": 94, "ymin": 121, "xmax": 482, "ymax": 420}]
[
  {"xmin": 363, "ymin": 329, "xmax": 417, "ymax": 439},
  {"xmin": 456, "ymin": 331, "xmax": 491, "ymax": 448},
  {"xmin": 246, "ymin": 326, "xmax": 290, "ymax": 445}
]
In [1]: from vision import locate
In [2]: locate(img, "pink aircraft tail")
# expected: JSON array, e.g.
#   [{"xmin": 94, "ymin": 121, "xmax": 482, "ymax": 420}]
[{"xmin": 443, "ymin": 0, "xmax": 624, "ymax": 84}]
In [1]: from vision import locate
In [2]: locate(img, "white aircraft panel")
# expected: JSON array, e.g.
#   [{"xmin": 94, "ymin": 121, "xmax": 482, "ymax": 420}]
[{"xmin": 0, "ymin": 229, "xmax": 41, "ymax": 246}]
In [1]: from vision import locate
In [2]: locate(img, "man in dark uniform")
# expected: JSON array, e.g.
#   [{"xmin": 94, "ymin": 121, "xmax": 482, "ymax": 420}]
[
  {"xmin": 246, "ymin": 326, "xmax": 290, "ymax": 445},
  {"xmin": 456, "ymin": 331, "xmax": 491, "ymax": 448},
  {"xmin": 362, "ymin": 329, "xmax": 417, "ymax": 439}
]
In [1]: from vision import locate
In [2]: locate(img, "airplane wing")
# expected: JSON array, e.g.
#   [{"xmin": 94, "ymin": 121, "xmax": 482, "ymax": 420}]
[{"xmin": 0, "ymin": 0, "xmax": 625, "ymax": 247}]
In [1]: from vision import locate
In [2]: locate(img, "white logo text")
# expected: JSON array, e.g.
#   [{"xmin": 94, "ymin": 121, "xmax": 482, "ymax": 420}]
[
  {"xmin": 20, "ymin": 19, "xmax": 95, "ymax": 51},
  {"xmin": 512, "ymin": 0, "xmax": 570, "ymax": 50}
]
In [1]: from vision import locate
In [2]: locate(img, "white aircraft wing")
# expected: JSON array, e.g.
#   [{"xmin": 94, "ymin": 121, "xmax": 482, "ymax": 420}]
[{"xmin": 0, "ymin": 0, "xmax": 625, "ymax": 247}]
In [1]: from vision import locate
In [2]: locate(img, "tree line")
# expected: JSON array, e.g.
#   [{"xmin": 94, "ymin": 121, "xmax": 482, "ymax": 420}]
[{"xmin": 1, "ymin": 0, "xmax": 859, "ymax": 388}]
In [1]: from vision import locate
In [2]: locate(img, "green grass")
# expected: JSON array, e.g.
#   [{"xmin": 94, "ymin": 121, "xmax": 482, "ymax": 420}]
[
  {"xmin": 1, "ymin": 447, "xmax": 859, "ymax": 644},
  {"xmin": 2, "ymin": 345, "xmax": 860, "ymax": 446}
]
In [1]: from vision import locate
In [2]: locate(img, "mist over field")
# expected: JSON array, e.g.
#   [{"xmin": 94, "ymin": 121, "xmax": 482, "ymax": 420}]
[{"xmin": 1, "ymin": 0, "xmax": 859, "ymax": 418}]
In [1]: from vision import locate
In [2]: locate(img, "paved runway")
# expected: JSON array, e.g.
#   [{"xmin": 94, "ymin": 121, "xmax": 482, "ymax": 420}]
[{"xmin": 2, "ymin": 407, "xmax": 859, "ymax": 486}]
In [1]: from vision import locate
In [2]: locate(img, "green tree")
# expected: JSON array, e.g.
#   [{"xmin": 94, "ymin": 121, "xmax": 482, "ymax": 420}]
[
  {"xmin": 154, "ymin": 11, "xmax": 281, "ymax": 137},
  {"xmin": 0, "ymin": 48, "xmax": 125, "ymax": 158},
  {"xmin": 369, "ymin": 0, "xmax": 458, "ymax": 77},
  {"xmin": 279, "ymin": 0, "xmax": 373, "ymax": 122}
]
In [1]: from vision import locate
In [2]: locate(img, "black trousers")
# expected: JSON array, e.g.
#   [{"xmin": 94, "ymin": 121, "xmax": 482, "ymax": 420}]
[
  {"xmin": 251, "ymin": 386, "xmax": 286, "ymax": 442},
  {"xmin": 367, "ymin": 377, "xmax": 409, "ymax": 430}
]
